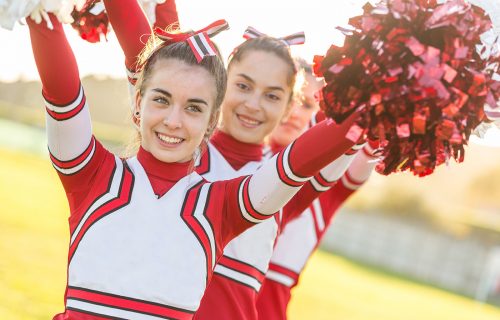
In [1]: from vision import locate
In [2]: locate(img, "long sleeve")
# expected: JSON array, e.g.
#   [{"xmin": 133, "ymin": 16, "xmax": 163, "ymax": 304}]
[
  {"xmin": 318, "ymin": 141, "xmax": 378, "ymax": 220},
  {"xmin": 153, "ymin": 0, "xmax": 179, "ymax": 31},
  {"xmin": 281, "ymin": 140, "xmax": 365, "ymax": 226},
  {"xmin": 209, "ymin": 111, "xmax": 362, "ymax": 246},
  {"xmin": 27, "ymin": 14, "xmax": 111, "ymax": 208},
  {"xmin": 102, "ymin": 0, "xmax": 152, "ymax": 73}
]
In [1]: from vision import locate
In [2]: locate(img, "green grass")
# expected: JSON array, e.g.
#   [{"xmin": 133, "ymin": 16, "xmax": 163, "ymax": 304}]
[
  {"xmin": 0, "ymin": 147, "xmax": 499, "ymax": 319},
  {"xmin": 289, "ymin": 251, "xmax": 500, "ymax": 320}
]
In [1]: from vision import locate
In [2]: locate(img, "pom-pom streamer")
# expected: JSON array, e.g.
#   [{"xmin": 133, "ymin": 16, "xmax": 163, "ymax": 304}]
[{"xmin": 315, "ymin": 0, "xmax": 500, "ymax": 176}]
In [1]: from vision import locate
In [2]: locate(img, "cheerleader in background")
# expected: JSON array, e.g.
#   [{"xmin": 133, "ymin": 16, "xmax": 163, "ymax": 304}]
[
  {"xmin": 103, "ymin": 2, "xmax": 367, "ymax": 319},
  {"xmin": 27, "ymin": 3, "xmax": 362, "ymax": 319},
  {"xmin": 256, "ymin": 59, "xmax": 379, "ymax": 320}
]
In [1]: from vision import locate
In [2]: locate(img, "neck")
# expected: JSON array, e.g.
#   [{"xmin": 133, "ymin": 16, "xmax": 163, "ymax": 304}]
[
  {"xmin": 269, "ymin": 138, "xmax": 286, "ymax": 155},
  {"xmin": 210, "ymin": 129, "xmax": 264, "ymax": 170},
  {"xmin": 137, "ymin": 147, "xmax": 192, "ymax": 196}
]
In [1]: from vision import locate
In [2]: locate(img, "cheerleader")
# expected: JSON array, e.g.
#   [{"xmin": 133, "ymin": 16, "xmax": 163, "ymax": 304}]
[
  {"xmin": 255, "ymin": 61, "xmax": 379, "ymax": 320},
  {"xmin": 103, "ymin": 2, "xmax": 366, "ymax": 319},
  {"xmin": 27, "ymin": 6, "xmax": 361, "ymax": 320}
]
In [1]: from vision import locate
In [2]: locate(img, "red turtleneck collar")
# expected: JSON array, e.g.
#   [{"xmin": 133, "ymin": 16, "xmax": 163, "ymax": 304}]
[
  {"xmin": 269, "ymin": 139, "xmax": 286, "ymax": 155},
  {"xmin": 210, "ymin": 130, "xmax": 264, "ymax": 170},
  {"xmin": 137, "ymin": 147, "xmax": 192, "ymax": 197}
]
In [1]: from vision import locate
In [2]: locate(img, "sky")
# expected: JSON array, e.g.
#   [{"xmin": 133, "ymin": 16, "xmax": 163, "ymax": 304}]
[
  {"xmin": 0, "ymin": 0, "xmax": 499, "ymax": 146},
  {"xmin": 0, "ymin": 0, "xmax": 366, "ymax": 82}
]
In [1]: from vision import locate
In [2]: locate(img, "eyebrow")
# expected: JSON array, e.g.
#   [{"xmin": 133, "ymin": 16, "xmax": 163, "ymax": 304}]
[
  {"xmin": 152, "ymin": 88, "xmax": 208, "ymax": 106},
  {"xmin": 237, "ymin": 73, "xmax": 286, "ymax": 93}
]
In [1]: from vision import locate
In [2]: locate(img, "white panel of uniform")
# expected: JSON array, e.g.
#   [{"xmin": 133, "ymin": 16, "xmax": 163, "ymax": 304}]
[{"xmin": 68, "ymin": 156, "xmax": 212, "ymax": 315}]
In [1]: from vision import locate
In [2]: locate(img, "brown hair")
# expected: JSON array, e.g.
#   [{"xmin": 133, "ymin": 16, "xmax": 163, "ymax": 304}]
[{"xmin": 228, "ymin": 37, "xmax": 297, "ymax": 102}]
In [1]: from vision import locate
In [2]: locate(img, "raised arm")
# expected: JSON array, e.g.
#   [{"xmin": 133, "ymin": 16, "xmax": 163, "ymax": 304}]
[
  {"xmin": 332, "ymin": 139, "xmax": 378, "ymax": 205},
  {"xmin": 27, "ymin": 14, "xmax": 110, "ymax": 205},
  {"xmin": 212, "ymin": 110, "xmax": 362, "ymax": 245},
  {"xmin": 153, "ymin": 0, "xmax": 180, "ymax": 31},
  {"xmin": 318, "ymin": 139, "xmax": 378, "ymax": 220},
  {"xmin": 102, "ymin": 0, "xmax": 152, "ymax": 75},
  {"xmin": 281, "ymin": 140, "xmax": 366, "ymax": 225}
]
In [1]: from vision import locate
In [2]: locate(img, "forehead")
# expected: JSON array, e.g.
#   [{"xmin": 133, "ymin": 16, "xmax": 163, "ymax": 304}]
[
  {"xmin": 148, "ymin": 58, "xmax": 217, "ymax": 101},
  {"xmin": 229, "ymin": 50, "xmax": 292, "ymax": 91}
]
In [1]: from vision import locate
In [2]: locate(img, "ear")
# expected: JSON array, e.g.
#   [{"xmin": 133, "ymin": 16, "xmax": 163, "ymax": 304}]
[{"xmin": 133, "ymin": 90, "xmax": 142, "ymax": 128}]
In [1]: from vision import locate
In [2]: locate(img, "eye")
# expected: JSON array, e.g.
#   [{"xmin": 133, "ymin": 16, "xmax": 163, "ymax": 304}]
[
  {"xmin": 186, "ymin": 104, "xmax": 202, "ymax": 113},
  {"xmin": 236, "ymin": 82, "xmax": 250, "ymax": 91},
  {"xmin": 266, "ymin": 93, "xmax": 281, "ymax": 102},
  {"xmin": 153, "ymin": 96, "xmax": 169, "ymax": 105}
]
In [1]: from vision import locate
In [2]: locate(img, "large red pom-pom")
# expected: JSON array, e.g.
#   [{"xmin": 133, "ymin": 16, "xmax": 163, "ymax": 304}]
[
  {"xmin": 315, "ymin": 0, "xmax": 500, "ymax": 177},
  {"xmin": 71, "ymin": 1, "xmax": 109, "ymax": 43}
]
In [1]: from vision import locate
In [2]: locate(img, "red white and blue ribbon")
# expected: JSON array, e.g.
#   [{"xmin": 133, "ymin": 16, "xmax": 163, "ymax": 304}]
[
  {"xmin": 154, "ymin": 19, "xmax": 229, "ymax": 63},
  {"xmin": 243, "ymin": 26, "xmax": 305, "ymax": 46}
]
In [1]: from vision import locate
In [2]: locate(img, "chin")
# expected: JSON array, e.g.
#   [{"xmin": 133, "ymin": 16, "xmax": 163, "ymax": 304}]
[{"xmin": 152, "ymin": 149, "xmax": 186, "ymax": 163}]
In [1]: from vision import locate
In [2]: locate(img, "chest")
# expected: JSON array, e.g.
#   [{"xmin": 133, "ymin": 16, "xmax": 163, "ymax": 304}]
[{"xmin": 66, "ymin": 157, "xmax": 216, "ymax": 314}]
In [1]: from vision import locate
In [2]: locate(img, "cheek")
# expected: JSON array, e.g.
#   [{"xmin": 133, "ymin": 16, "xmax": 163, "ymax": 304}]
[
  {"xmin": 141, "ymin": 107, "xmax": 161, "ymax": 127},
  {"xmin": 188, "ymin": 115, "xmax": 211, "ymax": 140},
  {"xmin": 269, "ymin": 102, "xmax": 289, "ymax": 123},
  {"xmin": 297, "ymin": 109, "xmax": 314, "ymax": 124},
  {"xmin": 223, "ymin": 90, "xmax": 243, "ymax": 111}
]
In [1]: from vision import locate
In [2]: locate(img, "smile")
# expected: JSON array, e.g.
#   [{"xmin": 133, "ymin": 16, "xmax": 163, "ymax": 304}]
[
  {"xmin": 156, "ymin": 132, "xmax": 184, "ymax": 145},
  {"xmin": 237, "ymin": 114, "xmax": 262, "ymax": 128}
]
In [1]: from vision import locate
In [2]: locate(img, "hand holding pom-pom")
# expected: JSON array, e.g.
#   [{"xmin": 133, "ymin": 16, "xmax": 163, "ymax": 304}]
[{"xmin": 315, "ymin": 0, "xmax": 500, "ymax": 177}]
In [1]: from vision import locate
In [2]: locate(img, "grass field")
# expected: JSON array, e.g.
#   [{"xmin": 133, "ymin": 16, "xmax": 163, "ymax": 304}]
[{"xmin": 1, "ymin": 147, "xmax": 499, "ymax": 319}]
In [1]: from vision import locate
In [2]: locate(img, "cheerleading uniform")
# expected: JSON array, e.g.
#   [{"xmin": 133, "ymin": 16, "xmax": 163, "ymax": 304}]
[
  {"xmin": 28, "ymin": 13, "xmax": 361, "ymax": 320},
  {"xmin": 255, "ymin": 142, "xmax": 378, "ymax": 320},
  {"xmin": 101, "ymin": 3, "xmax": 366, "ymax": 319},
  {"xmin": 193, "ymin": 115, "xmax": 364, "ymax": 320}
]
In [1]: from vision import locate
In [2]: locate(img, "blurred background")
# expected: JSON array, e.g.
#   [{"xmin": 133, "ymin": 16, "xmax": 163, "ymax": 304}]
[{"xmin": 1, "ymin": 0, "xmax": 500, "ymax": 319}]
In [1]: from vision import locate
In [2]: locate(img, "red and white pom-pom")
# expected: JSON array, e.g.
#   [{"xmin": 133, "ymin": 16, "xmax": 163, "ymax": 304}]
[
  {"xmin": 71, "ymin": 0, "xmax": 109, "ymax": 43},
  {"xmin": 315, "ymin": 0, "xmax": 500, "ymax": 177},
  {"xmin": 0, "ymin": 0, "xmax": 85, "ymax": 30}
]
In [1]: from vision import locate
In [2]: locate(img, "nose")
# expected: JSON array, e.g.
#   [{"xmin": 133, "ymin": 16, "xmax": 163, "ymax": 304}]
[
  {"xmin": 244, "ymin": 93, "xmax": 261, "ymax": 112},
  {"xmin": 163, "ymin": 105, "xmax": 182, "ymax": 129}
]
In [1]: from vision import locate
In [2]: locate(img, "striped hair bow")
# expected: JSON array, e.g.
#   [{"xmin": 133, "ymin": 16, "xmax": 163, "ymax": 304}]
[
  {"xmin": 154, "ymin": 19, "xmax": 229, "ymax": 63},
  {"xmin": 243, "ymin": 26, "xmax": 305, "ymax": 46}
]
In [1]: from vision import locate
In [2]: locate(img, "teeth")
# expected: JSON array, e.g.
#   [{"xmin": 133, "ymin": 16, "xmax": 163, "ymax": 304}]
[
  {"xmin": 238, "ymin": 115, "xmax": 260, "ymax": 126},
  {"xmin": 157, "ymin": 133, "xmax": 183, "ymax": 144}
]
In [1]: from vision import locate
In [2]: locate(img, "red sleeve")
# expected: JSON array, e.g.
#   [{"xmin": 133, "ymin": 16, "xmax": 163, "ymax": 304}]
[
  {"xmin": 27, "ymin": 14, "xmax": 111, "ymax": 199},
  {"xmin": 27, "ymin": 14, "xmax": 79, "ymax": 105},
  {"xmin": 288, "ymin": 110, "xmax": 361, "ymax": 178},
  {"xmin": 103, "ymin": 0, "xmax": 152, "ymax": 71},
  {"xmin": 153, "ymin": 0, "xmax": 180, "ymax": 30},
  {"xmin": 205, "ymin": 177, "xmax": 256, "ymax": 253},
  {"xmin": 281, "ymin": 183, "xmax": 324, "ymax": 226}
]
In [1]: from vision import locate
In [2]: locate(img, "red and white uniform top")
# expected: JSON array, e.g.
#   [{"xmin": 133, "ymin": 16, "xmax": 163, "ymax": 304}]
[
  {"xmin": 27, "ymin": 12, "xmax": 360, "ymax": 320},
  {"xmin": 255, "ymin": 142, "xmax": 378, "ymax": 320},
  {"xmin": 194, "ymin": 135, "xmax": 365, "ymax": 320},
  {"xmin": 195, "ymin": 132, "xmax": 278, "ymax": 290}
]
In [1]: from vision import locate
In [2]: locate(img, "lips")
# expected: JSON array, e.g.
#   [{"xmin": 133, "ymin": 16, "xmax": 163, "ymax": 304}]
[
  {"xmin": 236, "ymin": 114, "xmax": 263, "ymax": 128},
  {"xmin": 156, "ymin": 132, "xmax": 184, "ymax": 146}
]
